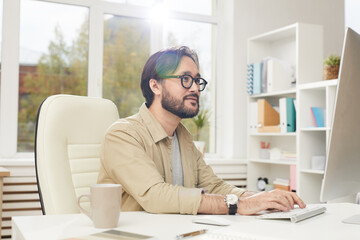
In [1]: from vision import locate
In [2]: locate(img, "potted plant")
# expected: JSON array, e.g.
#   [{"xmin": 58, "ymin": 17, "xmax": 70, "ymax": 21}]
[
  {"xmin": 192, "ymin": 110, "xmax": 209, "ymax": 156},
  {"xmin": 323, "ymin": 54, "xmax": 340, "ymax": 80}
]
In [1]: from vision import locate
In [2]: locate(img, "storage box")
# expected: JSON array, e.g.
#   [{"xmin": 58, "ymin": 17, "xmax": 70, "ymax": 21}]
[
  {"xmin": 259, "ymin": 149, "xmax": 270, "ymax": 159},
  {"xmin": 274, "ymin": 184, "xmax": 290, "ymax": 191}
]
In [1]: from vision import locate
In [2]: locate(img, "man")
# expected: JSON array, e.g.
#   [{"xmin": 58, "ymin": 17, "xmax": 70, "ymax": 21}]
[{"xmin": 98, "ymin": 46, "xmax": 305, "ymax": 215}]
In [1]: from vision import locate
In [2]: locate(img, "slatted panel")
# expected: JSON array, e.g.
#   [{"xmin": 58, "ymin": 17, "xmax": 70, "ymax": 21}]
[
  {"xmin": 208, "ymin": 160, "xmax": 248, "ymax": 189},
  {"xmin": 2, "ymin": 166, "xmax": 42, "ymax": 239}
]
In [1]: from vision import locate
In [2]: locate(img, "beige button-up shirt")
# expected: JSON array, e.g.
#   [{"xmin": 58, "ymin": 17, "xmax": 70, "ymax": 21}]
[{"xmin": 98, "ymin": 103, "xmax": 244, "ymax": 215}]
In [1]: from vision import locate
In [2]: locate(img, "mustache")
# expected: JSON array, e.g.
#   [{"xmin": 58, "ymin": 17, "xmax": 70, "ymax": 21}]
[{"xmin": 183, "ymin": 94, "xmax": 199, "ymax": 102}]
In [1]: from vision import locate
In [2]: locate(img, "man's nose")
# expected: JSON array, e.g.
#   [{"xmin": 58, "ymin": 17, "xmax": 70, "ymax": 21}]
[{"xmin": 189, "ymin": 81, "xmax": 200, "ymax": 92}]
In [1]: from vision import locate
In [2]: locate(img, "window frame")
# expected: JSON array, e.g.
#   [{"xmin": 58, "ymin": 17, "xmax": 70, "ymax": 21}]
[{"xmin": 0, "ymin": 0, "xmax": 230, "ymax": 161}]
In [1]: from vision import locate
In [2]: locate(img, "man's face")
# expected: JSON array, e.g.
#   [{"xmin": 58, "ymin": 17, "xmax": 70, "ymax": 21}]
[{"xmin": 161, "ymin": 56, "xmax": 200, "ymax": 119}]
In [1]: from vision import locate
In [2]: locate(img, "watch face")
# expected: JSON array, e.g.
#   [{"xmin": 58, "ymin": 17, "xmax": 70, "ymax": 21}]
[{"xmin": 226, "ymin": 194, "xmax": 238, "ymax": 204}]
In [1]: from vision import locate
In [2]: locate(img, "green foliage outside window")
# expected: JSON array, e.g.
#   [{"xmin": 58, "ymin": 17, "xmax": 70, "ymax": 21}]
[
  {"xmin": 18, "ymin": 16, "xmax": 150, "ymax": 152},
  {"xmin": 102, "ymin": 16, "xmax": 150, "ymax": 118},
  {"xmin": 18, "ymin": 22, "xmax": 88, "ymax": 151}
]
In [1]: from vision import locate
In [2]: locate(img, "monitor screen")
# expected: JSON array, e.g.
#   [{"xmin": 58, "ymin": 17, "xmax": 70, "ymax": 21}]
[{"xmin": 320, "ymin": 27, "xmax": 360, "ymax": 202}]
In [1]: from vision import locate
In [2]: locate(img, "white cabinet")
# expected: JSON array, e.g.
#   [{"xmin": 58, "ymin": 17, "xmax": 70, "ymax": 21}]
[{"xmin": 246, "ymin": 23, "xmax": 337, "ymax": 203}]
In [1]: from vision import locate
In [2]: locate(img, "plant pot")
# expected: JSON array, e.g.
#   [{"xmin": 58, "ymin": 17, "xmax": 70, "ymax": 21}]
[
  {"xmin": 193, "ymin": 141, "xmax": 206, "ymax": 156},
  {"xmin": 323, "ymin": 65, "xmax": 339, "ymax": 80}
]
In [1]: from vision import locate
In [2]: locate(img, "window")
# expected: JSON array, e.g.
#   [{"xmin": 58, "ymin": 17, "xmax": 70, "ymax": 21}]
[
  {"xmin": 105, "ymin": 0, "xmax": 154, "ymax": 7},
  {"xmin": 0, "ymin": 0, "xmax": 220, "ymax": 159},
  {"xmin": 18, "ymin": 0, "xmax": 89, "ymax": 152},
  {"xmin": 165, "ymin": 0, "xmax": 215, "ymax": 15},
  {"xmin": 103, "ymin": 15, "xmax": 150, "ymax": 117}
]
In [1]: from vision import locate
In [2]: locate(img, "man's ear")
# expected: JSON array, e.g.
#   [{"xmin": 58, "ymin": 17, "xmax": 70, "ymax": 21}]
[{"xmin": 149, "ymin": 79, "xmax": 162, "ymax": 96}]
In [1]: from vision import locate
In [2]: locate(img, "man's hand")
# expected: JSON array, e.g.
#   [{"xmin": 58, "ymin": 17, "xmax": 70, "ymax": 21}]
[{"xmin": 237, "ymin": 189, "xmax": 306, "ymax": 215}]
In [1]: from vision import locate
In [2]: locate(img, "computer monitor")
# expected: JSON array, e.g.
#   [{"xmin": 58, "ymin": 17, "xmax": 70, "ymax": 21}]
[{"xmin": 320, "ymin": 27, "xmax": 360, "ymax": 204}]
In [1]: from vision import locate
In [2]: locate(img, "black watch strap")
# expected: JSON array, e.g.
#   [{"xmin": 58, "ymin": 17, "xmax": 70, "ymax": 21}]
[{"xmin": 228, "ymin": 204, "xmax": 237, "ymax": 215}]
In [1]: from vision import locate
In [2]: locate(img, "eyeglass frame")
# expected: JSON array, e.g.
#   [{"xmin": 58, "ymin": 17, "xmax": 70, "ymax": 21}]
[{"xmin": 161, "ymin": 74, "xmax": 208, "ymax": 92}]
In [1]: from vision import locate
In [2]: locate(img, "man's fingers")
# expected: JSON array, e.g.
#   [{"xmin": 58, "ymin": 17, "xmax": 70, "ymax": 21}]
[
  {"xmin": 284, "ymin": 193, "xmax": 295, "ymax": 209},
  {"xmin": 274, "ymin": 191, "xmax": 306, "ymax": 210},
  {"xmin": 264, "ymin": 201, "xmax": 289, "ymax": 212},
  {"xmin": 237, "ymin": 190, "xmax": 306, "ymax": 215},
  {"xmin": 266, "ymin": 192, "xmax": 292, "ymax": 210},
  {"xmin": 291, "ymin": 192, "xmax": 306, "ymax": 208}
]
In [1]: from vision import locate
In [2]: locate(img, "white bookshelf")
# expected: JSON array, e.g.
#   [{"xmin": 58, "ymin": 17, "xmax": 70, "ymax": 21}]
[
  {"xmin": 297, "ymin": 79, "xmax": 337, "ymax": 202},
  {"xmin": 246, "ymin": 23, "xmax": 338, "ymax": 203}
]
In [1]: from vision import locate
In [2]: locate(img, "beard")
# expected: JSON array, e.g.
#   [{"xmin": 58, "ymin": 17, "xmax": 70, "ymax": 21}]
[{"xmin": 161, "ymin": 87, "xmax": 199, "ymax": 119}]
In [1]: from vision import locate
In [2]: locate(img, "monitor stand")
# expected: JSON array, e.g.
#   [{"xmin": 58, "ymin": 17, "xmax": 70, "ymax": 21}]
[{"xmin": 341, "ymin": 193, "xmax": 360, "ymax": 225}]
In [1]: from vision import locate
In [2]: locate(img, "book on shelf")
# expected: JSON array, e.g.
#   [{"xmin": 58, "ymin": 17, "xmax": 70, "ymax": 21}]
[
  {"xmin": 257, "ymin": 99, "xmax": 280, "ymax": 133},
  {"xmin": 253, "ymin": 62, "xmax": 262, "ymax": 94},
  {"xmin": 273, "ymin": 177, "xmax": 289, "ymax": 184},
  {"xmin": 261, "ymin": 57, "xmax": 271, "ymax": 93},
  {"xmin": 311, "ymin": 107, "xmax": 325, "ymax": 127},
  {"xmin": 249, "ymin": 57, "xmax": 295, "ymax": 94},
  {"xmin": 290, "ymin": 165, "xmax": 296, "ymax": 192},
  {"xmin": 273, "ymin": 178, "xmax": 290, "ymax": 191},
  {"xmin": 248, "ymin": 101, "xmax": 258, "ymax": 134},
  {"xmin": 279, "ymin": 98, "xmax": 296, "ymax": 133},
  {"xmin": 247, "ymin": 64, "xmax": 254, "ymax": 95},
  {"xmin": 282, "ymin": 151, "xmax": 296, "ymax": 159}
]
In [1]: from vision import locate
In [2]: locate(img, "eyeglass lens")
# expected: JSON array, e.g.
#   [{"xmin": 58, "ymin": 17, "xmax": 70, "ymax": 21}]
[{"xmin": 181, "ymin": 75, "xmax": 207, "ymax": 91}]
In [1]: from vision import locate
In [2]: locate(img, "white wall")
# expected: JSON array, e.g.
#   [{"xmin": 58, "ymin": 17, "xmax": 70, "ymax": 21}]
[
  {"xmin": 231, "ymin": 0, "xmax": 345, "ymax": 158},
  {"xmin": 345, "ymin": 0, "xmax": 360, "ymax": 34}
]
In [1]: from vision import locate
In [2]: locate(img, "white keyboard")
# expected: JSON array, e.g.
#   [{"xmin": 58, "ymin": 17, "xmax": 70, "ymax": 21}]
[{"xmin": 256, "ymin": 205, "xmax": 327, "ymax": 223}]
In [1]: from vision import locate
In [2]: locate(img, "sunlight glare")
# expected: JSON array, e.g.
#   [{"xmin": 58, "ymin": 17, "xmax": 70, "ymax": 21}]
[{"xmin": 150, "ymin": 4, "xmax": 169, "ymax": 23}]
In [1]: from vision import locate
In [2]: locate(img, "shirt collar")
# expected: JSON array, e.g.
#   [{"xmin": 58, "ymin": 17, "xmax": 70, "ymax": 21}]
[
  {"xmin": 139, "ymin": 103, "xmax": 168, "ymax": 143},
  {"xmin": 139, "ymin": 103, "xmax": 194, "ymax": 143}
]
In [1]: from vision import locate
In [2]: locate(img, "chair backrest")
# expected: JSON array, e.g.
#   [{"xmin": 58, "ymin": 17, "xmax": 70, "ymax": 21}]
[{"xmin": 35, "ymin": 94, "xmax": 119, "ymax": 214}]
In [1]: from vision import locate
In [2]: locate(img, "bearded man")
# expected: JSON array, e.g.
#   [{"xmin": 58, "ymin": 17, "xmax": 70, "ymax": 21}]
[{"xmin": 98, "ymin": 46, "xmax": 305, "ymax": 215}]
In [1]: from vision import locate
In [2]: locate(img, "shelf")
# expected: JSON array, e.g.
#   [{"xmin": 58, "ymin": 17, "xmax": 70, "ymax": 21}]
[
  {"xmin": 250, "ymin": 132, "xmax": 296, "ymax": 136},
  {"xmin": 300, "ymin": 169, "xmax": 324, "ymax": 174},
  {"xmin": 299, "ymin": 79, "xmax": 338, "ymax": 90},
  {"xmin": 248, "ymin": 23, "xmax": 297, "ymax": 42},
  {"xmin": 249, "ymin": 158, "xmax": 296, "ymax": 165},
  {"xmin": 249, "ymin": 89, "xmax": 296, "ymax": 98},
  {"xmin": 300, "ymin": 127, "xmax": 328, "ymax": 132},
  {"xmin": 246, "ymin": 23, "xmax": 327, "ymax": 202}
]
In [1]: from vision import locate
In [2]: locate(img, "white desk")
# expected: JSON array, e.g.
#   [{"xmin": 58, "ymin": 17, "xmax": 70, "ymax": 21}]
[{"xmin": 12, "ymin": 203, "xmax": 360, "ymax": 240}]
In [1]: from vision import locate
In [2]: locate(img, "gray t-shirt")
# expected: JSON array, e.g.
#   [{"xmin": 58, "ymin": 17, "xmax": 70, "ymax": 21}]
[{"xmin": 170, "ymin": 132, "xmax": 184, "ymax": 186}]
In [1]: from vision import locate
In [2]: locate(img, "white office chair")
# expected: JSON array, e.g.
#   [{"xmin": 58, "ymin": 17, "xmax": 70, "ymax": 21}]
[{"xmin": 35, "ymin": 94, "xmax": 119, "ymax": 214}]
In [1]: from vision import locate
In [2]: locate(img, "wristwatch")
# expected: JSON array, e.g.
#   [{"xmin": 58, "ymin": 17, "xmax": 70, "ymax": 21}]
[{"xmin": 224, "ymin": 194, "xmax": 239, "ymax": 215}]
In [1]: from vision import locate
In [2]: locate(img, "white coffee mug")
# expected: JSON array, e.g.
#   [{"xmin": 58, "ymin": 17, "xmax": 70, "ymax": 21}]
[{"xmin": 78, "ymin": 184, "xmax": 122, "ymax": 228}]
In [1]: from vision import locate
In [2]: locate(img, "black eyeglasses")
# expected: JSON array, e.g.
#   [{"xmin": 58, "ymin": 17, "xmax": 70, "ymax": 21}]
[{"xmin": 162, "ymin": 74, "xmax": 208, "ymax": 92}]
